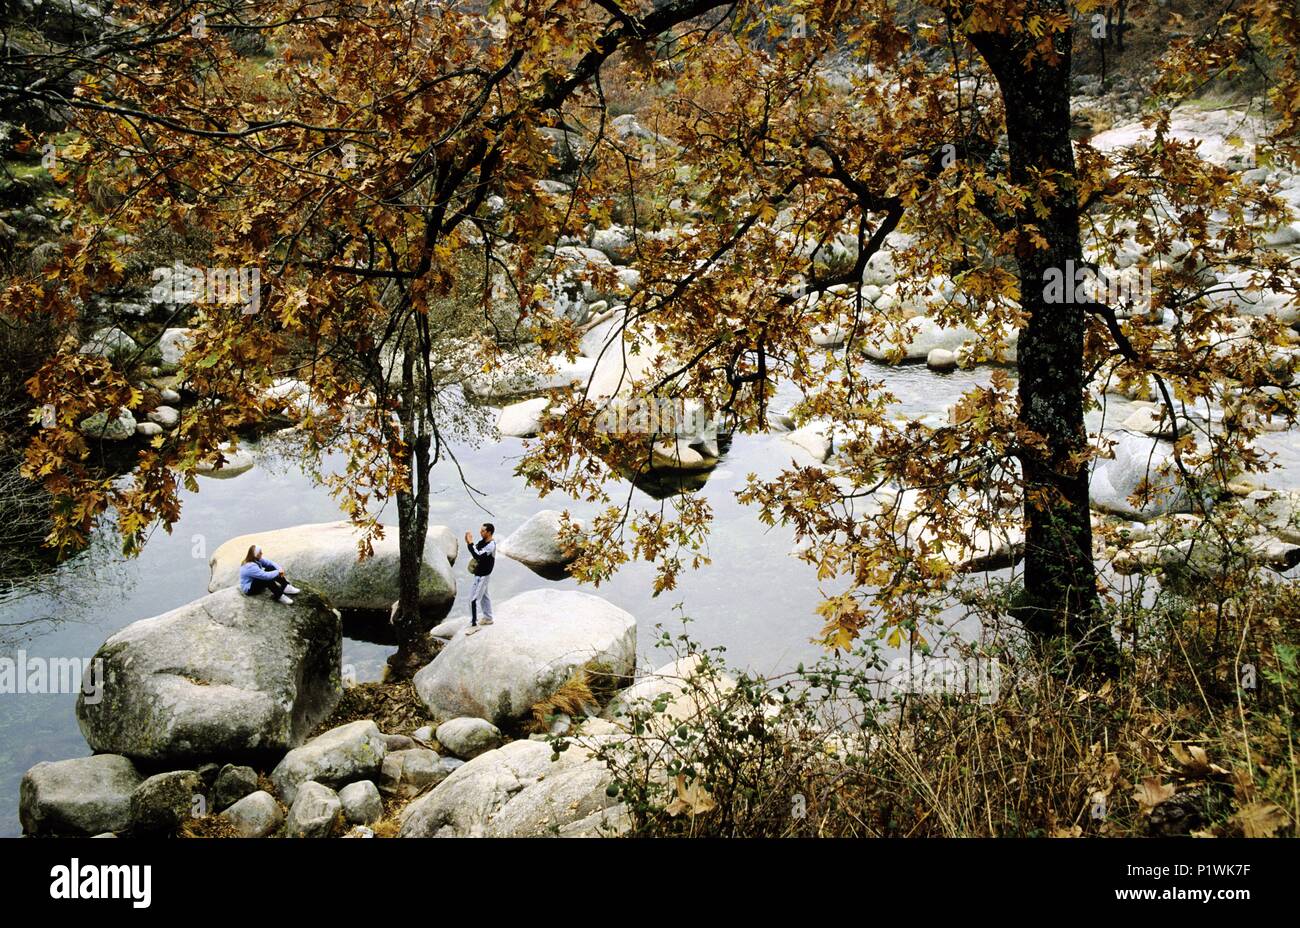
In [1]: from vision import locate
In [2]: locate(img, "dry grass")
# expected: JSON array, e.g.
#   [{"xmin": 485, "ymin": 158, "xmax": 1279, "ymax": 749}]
[
  {"xmin": 526, "ymin": 661, "xmax": 625, "ymax": 733},
  {"xmin": 179, "ymin": 815, "xmax": 243, "ymax": 839},
  {"xmin": 312, "ymin": 680, "xmax": 433, "ymax": 738},
  {"xmin": 369, "ymin": 796, "xmax": 411, "ymax": 838},
  {"xmin": 596, "ymin": 575, "xmax": 1300, "ymax": 838}
]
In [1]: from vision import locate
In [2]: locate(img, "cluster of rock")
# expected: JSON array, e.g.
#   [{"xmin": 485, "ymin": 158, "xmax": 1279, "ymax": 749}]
[
  {"xmin": 74, "ymin": 327, "xmax": 193, "ymax": 443},
  {"xmin": 22, "ymin": 579, "xmax": 713, "ymax": 839},
  {"xmin": 1100, "ymin": 489, "xmax": 1300, "ymax": 582},
  {"xmin": 486, "ymin": 304, "xmax": 724, "ymax": 474}
]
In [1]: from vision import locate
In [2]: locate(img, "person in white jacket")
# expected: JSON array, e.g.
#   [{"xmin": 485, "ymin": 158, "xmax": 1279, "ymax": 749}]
[{"xmin": 464, "ymin": 523, "xmax": 496, "ymax": 633}]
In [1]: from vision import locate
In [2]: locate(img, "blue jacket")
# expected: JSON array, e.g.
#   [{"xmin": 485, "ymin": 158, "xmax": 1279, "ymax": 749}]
[{"xmin": 239, "ymin": 557, "xmax": 281, "ymax": 593}]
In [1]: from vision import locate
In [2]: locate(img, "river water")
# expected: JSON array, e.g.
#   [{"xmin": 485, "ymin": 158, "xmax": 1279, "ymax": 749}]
[{"xmin": 3, "ymin": 358, "xmax": 1298, "ymax": 836}]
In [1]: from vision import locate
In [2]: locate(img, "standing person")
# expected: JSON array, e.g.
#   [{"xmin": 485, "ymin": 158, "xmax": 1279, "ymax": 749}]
[
  {"xmin": 239, "ymin": 545, "xmax": 301, "ymax": 604},
  {"xmin": 464, "ymin": 523, "xmax": 496, "ymax": 633}
]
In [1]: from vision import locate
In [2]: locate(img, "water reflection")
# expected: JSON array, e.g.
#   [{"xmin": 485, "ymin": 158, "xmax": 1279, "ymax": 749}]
[{"xmin": 7, "ymin": 355, "xmax": 1275, "ymax": 835}]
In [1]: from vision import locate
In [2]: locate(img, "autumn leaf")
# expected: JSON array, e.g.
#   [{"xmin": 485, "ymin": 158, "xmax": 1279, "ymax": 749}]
[
  {"xmin": 1133, "ymin": 777, "xmax": 1177, "ymax": 814},
  {"xmin": 664, "ymin": 774, "xmax": 716, "ymax": 818},
  {"xmin": 1232, "ymin": 803, "xmax": 1290, "ymax": 838},
  {"xmin": 1170, "ymin": 743, "xmax": 1228, "ymax": 779}
]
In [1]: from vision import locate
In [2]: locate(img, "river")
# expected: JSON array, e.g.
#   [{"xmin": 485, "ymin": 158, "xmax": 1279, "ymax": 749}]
[{"xmin": 3, "ymin": 357, "xmax": 1298, "ymax": 836}]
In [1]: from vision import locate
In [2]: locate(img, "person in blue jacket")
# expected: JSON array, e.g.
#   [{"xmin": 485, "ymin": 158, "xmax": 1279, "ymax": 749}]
[{"xmin": 239, "ymin": 545, "xmax": 301, "ymax": 604}]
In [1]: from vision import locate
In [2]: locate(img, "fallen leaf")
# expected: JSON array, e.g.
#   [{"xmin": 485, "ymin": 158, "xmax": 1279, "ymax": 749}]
[
  {"xmin": 1232, "ymin": 802, "xmax": 1290, "ymax": 838},
  {"xmin": 1171, "ymin": 743, "xmax": 1210, "ymax": 776},
  {"xmin": 1133, "ymin": 776, "xmax": 1177, "ymax": 814}
]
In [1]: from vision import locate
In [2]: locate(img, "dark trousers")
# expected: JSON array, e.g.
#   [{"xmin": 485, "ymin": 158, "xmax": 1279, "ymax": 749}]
[{"xmin": 249, "ymin": 575, "xmax": 288, "ymax": 598}]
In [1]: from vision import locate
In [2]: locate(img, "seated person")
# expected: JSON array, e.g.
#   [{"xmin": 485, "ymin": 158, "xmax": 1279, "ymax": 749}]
[{"xmin": 239, "ymin": 545, "xmax": 301, "ymax": 604}]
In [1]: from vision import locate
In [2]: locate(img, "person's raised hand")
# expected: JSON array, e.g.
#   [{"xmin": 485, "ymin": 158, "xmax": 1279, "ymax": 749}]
[{"xmin": 464, "ymin": 531, "xmax": 472, "ymax": 544}]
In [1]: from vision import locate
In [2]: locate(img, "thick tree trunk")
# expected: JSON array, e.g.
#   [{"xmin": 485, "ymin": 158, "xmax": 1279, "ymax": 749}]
[
  {"xmin": 394, "ymin": 345, "xmax": 432, "ymax": 642},
  {"xmin": 972, "ymin": 17, "xmax": 1114, "ymax": 670}
]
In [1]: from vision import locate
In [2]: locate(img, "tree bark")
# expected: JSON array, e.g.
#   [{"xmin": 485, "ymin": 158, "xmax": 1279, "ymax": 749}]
[
  {"xmin": 394, "ymin": 342, "xmax": 432, "ymax": 642},
  {"xmin": 971, "ymin": 15, "xmax": 1114, "ymax": 671}
]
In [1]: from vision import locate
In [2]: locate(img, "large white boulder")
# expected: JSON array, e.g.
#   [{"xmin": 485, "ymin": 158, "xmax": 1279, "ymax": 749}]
[
  {"xmin": 75, "ymin": 588, "xmax": 342, "ymax": 764},
  {"xmin": 1089, "ymin": 430, "xmax": 1191, "ymax": 519},
  {"xmin": 195, "ymin": 443, "xmax": 255, "ymax": 479},
  {"xmin": 1242, "ymin": 489, "xmax": 1300, "ymax": 544},
  {"xmin": 496, "ymin": 397, "xmax": 551, "ymax": 438},
  {"xmin": 208, "ymin": 521, "xmax": 455, "ymax": 612},
  {"xmin": 863, "ymin": 316, "xmax": 978, "ymax": 363},
  {"xmin": 398, "ymin": 738, "xmax": 621, "ymax": 837},
  {"xmin": 589, "ymin": 226, "xmax": 635, "ymax": 264},
  {"xmin": 649, "ymin": 439, "xmax": 715, "ymax": 472},
  {"xmin": 783, "ymin": 420, "xmax": 834, "ymax": 463},
  {"xmin": 463, "ymin": 355, "xmax": 597, "ymax": 401},
  {"xmin": 412, "ymin": 589, "xmax": 637, "ymax": 726},
  {"xmin": 499, "ymin": 510, "xmax": 584, "ymax": 572},
  {"xmin": 1090, "ymin": 107, "xmax": 1266, "ymax": 169},
  {"xmin": 602, "ymin": 654, "xmax": 737, "ymax": 727},
  {"xmin": 427, "ymin": 525, "xmax": 458, "ymax": 566},
  {"xmin": 552, "ymin": 245, "xmax": 619, "ymax": 301},
  {"xmin": 79, "ymin": 325, "xmax": 136, "ymax": 358}
]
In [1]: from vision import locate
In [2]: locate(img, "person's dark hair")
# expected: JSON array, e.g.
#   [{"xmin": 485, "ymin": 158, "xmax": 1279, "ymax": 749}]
[
  {"xmin": 482, "ymin": 523, "xmax": 495, "ymax": 536},
  {"xmin": 242, "ymin": 544, "xmax": 260, "ymax": 564}
]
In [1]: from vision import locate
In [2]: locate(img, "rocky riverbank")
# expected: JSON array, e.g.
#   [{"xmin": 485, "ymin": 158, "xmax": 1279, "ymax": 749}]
[{"xmin": 20, "ymin": 563, "xmax": 734, "ymax": 838}]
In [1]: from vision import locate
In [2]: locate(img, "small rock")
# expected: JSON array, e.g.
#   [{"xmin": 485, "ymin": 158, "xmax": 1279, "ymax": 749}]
[
  {"xmin": 147, "ymin": 405, "xmax": 179, "ymax": 428},
  {"xmin": 378, "ymin": 748, "xmax": 447, "ymax": 799},
  {"xmin": 285, "ymin": 781, "xmax": 343, "ymax": 838},
  {"xmin": 213, "ymin": 764, "xmax": 260, "ymax": 811},
  {"xmin": 196, "ymin": 763, "xmax": 221, "ymax": 788},
  {"xmin": 383, "ymin": 733, "xmax": 416, "ymax": 752},
  {"xmin": 435, "ymin": 718, "xmax": 504, "ymax": 760},
  {"xmin": 79, "ymin": 408, "xmax": 136, "ymax": 441},
  {"xmin": 926, "ymin": 348, "xmax": 958, "ymax": 371},
  {"xmin": 220, "ymin": 790, "xmax": 284, "ymax": 838},
  {"xmin": 338, "ymin": 780, "xmax": 384, "ymax": 826},
  {"xmin": 136, "ymin": 421, "xmax": 164, "ymax": 437},
  {"xmin": 130, "ymin": 770, "xmax": 203, "ymax": 835},
  {"xmin": 650, "ymin": 439, "xmax": 713, "ymax": 471}
]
